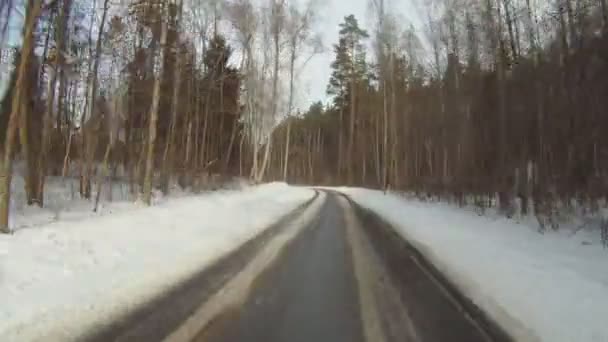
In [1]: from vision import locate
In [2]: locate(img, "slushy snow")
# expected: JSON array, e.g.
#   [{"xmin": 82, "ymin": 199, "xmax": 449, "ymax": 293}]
[
  {"xmin": 340, "ymin": 188, "xmax": 608, "ymax": 342},
  {"xmin": 0, "ymin": 182, "xmax": 314, "ymax": 340}
]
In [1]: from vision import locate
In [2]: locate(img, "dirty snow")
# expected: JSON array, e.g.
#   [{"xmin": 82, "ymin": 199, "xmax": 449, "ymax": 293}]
[
  {"xmin": 0, "ymin": 182, "xmax": 314, "ymax": 341},
  {"xmin": 340, "ymin": 188, "xmax": 608, "ymax": 342}
]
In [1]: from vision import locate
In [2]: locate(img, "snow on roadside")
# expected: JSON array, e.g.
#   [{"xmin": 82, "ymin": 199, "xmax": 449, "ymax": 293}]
[
  {"xmin": 8, "ymin": 176, "xmax": 143, "ymax": 231},
  {"xmin": 6, "ymin": 174, "xmax": 218, "ymax": 232},
  {"xmin": 340, "ymin": 188, "xmax": 608, "ymax": 342},
  {"xmin": 0, "ymin": 182, "xmax": 314, "ymax": 341}
]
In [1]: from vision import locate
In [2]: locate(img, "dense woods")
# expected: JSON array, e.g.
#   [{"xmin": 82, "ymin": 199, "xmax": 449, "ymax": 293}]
[
  {"xmin": 265, "ymin": 0, "xmax": 608, "ymax": 230},
  {"xmin": 0, "ymin": 0, "xmax": 318, "ymax": 232},
  {"xmin": 1, "ymin": 0, "xmax": 608, "ymax": 233}
]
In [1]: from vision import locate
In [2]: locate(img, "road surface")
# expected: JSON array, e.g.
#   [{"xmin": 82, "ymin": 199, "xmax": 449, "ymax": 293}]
[
  {"xmin": 84, "ymin": 192, "xmax": 511, "ymax": 342},
  {"xmin": 194, "ymin": 193, "xmax": 510, "ymax": 342}
]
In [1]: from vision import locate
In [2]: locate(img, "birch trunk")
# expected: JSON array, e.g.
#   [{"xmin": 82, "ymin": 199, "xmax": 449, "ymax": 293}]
[
  {"xmin": 81, "ymin": 0, "xmax": 110, "ymax": 199},
  {"xmin": 0, "ymin": 0, "xmax": 42, "ymax": 232},
  {"xmin": 142, "ymin": 8, "xmax": 169, "ymax": 205},
  {"xmin": 282, "ymin": 121, "xmax": 291, "ymax": 181}
]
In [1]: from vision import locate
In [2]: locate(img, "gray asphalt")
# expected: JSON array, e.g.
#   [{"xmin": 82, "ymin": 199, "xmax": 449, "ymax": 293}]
[
  {"xmin": 196, "ymin": 193, "xmax": 512, "ymax": 342},
  {"xmin": 80, "ymin": 196, "xmax": 318, "ymax": 342},
  {"xmin": 82, "ymin": 192, "xmax": 511, "ymax": 342},
  {"xmin": 197, "ymin": 195, "xmax": 365, "ymax": 342}
]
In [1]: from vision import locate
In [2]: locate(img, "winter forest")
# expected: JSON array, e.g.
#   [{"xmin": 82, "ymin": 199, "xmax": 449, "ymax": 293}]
[{"xmin": 1, "ymin": 0, "xmax": 608, "ymax": 235}]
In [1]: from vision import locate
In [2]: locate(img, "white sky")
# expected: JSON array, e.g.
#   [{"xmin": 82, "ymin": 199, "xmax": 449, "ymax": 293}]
[{"xmin": 297, "ymin": 0, "xmax": 423, "ymax": 109}]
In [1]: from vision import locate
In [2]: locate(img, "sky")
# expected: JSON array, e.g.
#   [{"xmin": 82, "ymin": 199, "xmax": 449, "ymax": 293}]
[{"xmin": 296, "ymin": 0, "xmax": 423, "ymax": 109}]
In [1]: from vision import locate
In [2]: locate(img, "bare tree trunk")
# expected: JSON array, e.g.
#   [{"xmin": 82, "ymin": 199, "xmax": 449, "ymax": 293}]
[
  {"xmin": 223, "ymin": 115, "xmax": 238, "ymax": 173},
  {"xmin": 496, "ymin": 0, "xmax": 511, "ymax": 213},
  {"xmin": 93, "ymin": 142, "xmax": 111, "ymax": 212},
  {"xmin": 502, "ymin": 0, "xmax": 519, "ymax": 60},
  {"xmin": 307, "ymin": 131, "xmax": 313, "ymax": 183},
  {"xmin": 184, "ymin": 120, "xmax": 192, "ymax": 165},
  {"xmin": 0, "ymin": 0, "xmax": 42, "ymax": 232},
  {"xmin": 193, "ymin": 110, "xmax": 200, "ymax": 178},
  {"xmin": 36, "ymin": 18, "xmax": 65, "ymax": 206},
  {"xmin": 200, "ymin": 91, "xmax": 212, "ymax": 172},
  {"xmin": 600, "ymin": 0, "xmax": 608, "ymax": 28},
  {"xmin": 142, "ymin": 8, "xmax": 168, "ymax": 205},
  {"xmin": 382, "ymin": 79, "xmax": 389, "ymax": 189},
  {"xmin": 56, "ymin": 70, "xmax": 67, "ymax": 133},
  {"xmin": 338, "ymin": 106, "xmax": 344, "ymax": 181},
  {"xmin": 389, "ymin": 53, "xmax": 397, "ymax": 190},
  {"xmin": 283, "ymin": 30, "xmax": 300, "ymax": 182},
  {"xmin": 38, "ymin": 0, "xmax": 71, "ymax": 203},
  {"xmin": 81, "ymin": 0, "xmax": 110, "ymax": 199},
  {"xmin": 161, "ymin": 33, "xmax": 182, "ymax": 194},
  {"xmin": 37, "ymin": 63, "xmax": 57, "ymax": 207},
  {"xmin": 259, "ymin": 0, "xmax": 284, "ymax": 182},
  {"xmin": 524, "ymin": 0, "xmax": 538, "ymax": 54},
  {"xmin": 348, "ymin": 72, "xmax": 356, "ymax": 185},
  {"xmin": 256, "ymin": 136, "xmax": 272, "ymax": 182},
  {"xmin": 250, "ymin": 138, "xmax": 258, "ymax": 179},
  {"xmin": 283, "ymin": 121, "xmax": 291, "ymax": 181},
  {"xmin": 558, "ymin": 3, "xmax": 569, "ymax": 57},
  {"xmin": 565, "ymin": 0, "xmax": 577, "ymax": 47},
  {"xmin": 62, "ymin": 130, "xmax": 73, "ymax": 177},
  {"xmin": 165, "ymin": 0, "xmax": 184, "ymax": 191},
  {"xmin": 374, "ymin": 107, "xmax": 381, "ymax": 185},
  {"xmin": 239, "ymin": 132, "xmax": 245, "ymax": 177},
  {"xmin": 18, "ymin": 77, "xmax": 34, "ymax": 204},
  {"xmin": 317, "ymin": 127, "xmax": 322, "ymax": 183}
]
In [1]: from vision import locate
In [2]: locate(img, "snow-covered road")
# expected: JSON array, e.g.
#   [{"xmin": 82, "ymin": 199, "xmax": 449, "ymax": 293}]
[{"xmin": 0, "ymin": 183, "xmax": 314, "ymax": 341}]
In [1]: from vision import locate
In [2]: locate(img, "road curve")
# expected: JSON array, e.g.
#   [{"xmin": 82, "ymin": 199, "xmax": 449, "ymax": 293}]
[
  {"xmin": 195, "ymin": 194, "xmax": 364, "ymax": 342},
  {"xmin": 195, "ymin": 192, "xmax": 510, "ymax": 342},
  {"xmin": 81, "ymin": 191, "xmax": 510, "ymax": 342}
]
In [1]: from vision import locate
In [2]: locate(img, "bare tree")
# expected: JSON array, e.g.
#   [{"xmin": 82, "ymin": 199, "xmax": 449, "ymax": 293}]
[
  {"xmin": 80, "ymin": 0, "xmax": 111, "ymax": 199},
  {"xmin": 254, "ymin": 0, "xmax": 286, "ymax": 182},
  {"xmin": 142, "ymin": 1, "xmax": 169, "ymax": 205},
  {"xmin": 160, "ymin": 0, "xmax": 184, "ymax": 194},
  {"xmin": 38, "ymin": 0, "xmax": 73, "ymax": 207},
  {"xmin": 0, "ymin": 0, "xmax": 42, "ymax": 232},
  {"xmin": 283, "ymin": 0, "xmax": 318, "ymax": 181},
  {"xmin": 227, "ymin": 0, "xmax": 261, "ymax": 180}
]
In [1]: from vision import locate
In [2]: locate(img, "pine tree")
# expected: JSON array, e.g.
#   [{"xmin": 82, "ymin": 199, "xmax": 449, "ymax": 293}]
[{"xmin": 326, "ymin": 15, "xmax": 368, "ymax": 183}]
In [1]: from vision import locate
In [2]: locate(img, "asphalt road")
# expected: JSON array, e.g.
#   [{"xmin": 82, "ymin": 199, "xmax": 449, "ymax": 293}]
[
  {"xmin": 81, "ymin": 196, "xmax": 318, "ymax": 342},
  {"xmin": 83, "ymin": 192, "xmax": 510, "ymax": 342},
  {"xmin": 195, "ymin": 193, "xmax": 510, "ymax": 342},
  {"xmin": 196, "ymin": 194, "xmax": 364, "ymax": 342}
]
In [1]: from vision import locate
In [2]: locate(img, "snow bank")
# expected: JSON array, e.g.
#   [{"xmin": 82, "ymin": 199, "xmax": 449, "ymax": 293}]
[
  {"xmin": 340, "ymin": 188, "xmax": 608, "ymax": 342},
  {"xmin": 6, "ymin": 174, "xmax": 253, "ymax": 231},
  {"xmin": 8, "ymin": 176, "xmax": 141, "ymax": 231},
  {"xmin": 0, "ymin": 182, "xmax": 313, "ymax": 341}
]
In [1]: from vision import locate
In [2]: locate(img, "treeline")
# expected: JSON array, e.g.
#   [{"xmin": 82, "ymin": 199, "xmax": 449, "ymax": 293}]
[
  {"xmin": 0, "ymin": 0, "xmax": 311, "ymax": 232},
  {"xmin": 3, "ymin": 0, "xmax": 608, "ymax": 233},
  {"xmin": 268, "ymin": 0, "xmax": 608, "ymax": 228}
]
